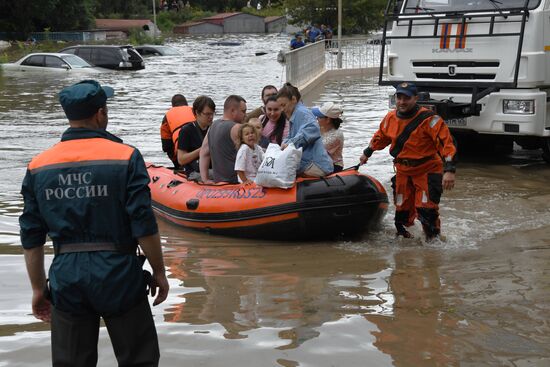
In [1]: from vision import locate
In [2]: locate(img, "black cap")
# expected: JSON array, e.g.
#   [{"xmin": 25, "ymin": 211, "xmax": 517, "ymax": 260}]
[
  {"xmin": 59, "ymin": 80, "xmax": 114, "ymax": 120},
  {"xmin": 395, "ymin": 82, "xmax": 417, "ymax": 97}
]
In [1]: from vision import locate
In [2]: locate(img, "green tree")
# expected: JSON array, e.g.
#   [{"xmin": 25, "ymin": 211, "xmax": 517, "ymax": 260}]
[
  {"xmin": 0, "ymin": 0, "xmax": 95, "ymax": 35},
  {"xmin": 283, "ymin": 0, "xmax": 386, "ymax": 34}
]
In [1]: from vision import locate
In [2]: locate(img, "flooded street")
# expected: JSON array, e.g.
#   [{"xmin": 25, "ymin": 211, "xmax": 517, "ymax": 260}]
[{"xmin": 1, "ymin": 34, "xmax": 550, "ymax": 366}]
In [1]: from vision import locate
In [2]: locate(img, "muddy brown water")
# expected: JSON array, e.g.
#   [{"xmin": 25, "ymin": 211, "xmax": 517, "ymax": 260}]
[{"xmin": 1, "ymin": 35, "xmax": 549, "ymax": 366}]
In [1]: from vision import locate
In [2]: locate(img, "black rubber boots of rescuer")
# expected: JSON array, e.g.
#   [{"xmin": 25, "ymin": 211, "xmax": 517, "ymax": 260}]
[
  {"xmin": 395, "ymin": 210, "xmax": 413, "ymax": 238},
  {"xmin": 395, "ymin": 208, "xmax": 440, "ymax": 240}
]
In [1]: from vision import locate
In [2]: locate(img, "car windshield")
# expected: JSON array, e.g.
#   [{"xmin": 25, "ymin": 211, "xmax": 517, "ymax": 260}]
[
  {"xmin": 156, "ymin": 46, "xmax": 180, "ymax": 55},
  {"xmin": 402, "ymin": 0, "xmax": 541, "ymax": 14},
  {"xmin": 61, "ymin": 55, "xmax": 92, "ymax": 68}
]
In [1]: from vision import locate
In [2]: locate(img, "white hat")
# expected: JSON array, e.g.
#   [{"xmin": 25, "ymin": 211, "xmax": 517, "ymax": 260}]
[{"xmin": 311, "ymin": 102, "xmax": 343, "ymax": 119}]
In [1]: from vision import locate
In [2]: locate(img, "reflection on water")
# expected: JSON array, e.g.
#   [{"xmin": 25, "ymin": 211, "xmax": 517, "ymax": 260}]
[
  {"xmin": 1, "ymin": 35, "xmax": 550, "ymax": 366},
  {"xmin": 367, "ymin": 250, "xmax": 457, "ymax": 367},
  {"xmin": 163, "ymin": 241, "xmax": 389, "ymax": 343}
]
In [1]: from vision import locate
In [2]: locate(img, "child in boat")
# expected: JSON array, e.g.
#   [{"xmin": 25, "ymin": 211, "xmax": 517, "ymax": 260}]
[
  {"xmin": 234, "ymin": 123, "xmax": 264, "ymax": 184},
  {"xmin": 248, "ymin": 117, "xmax": 269, "ymax": 150}
]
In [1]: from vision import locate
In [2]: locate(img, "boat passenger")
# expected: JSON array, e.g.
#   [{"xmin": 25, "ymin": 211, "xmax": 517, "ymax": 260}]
[
  {"xmin": 247, "ymin": 117, "xmax": 269, "ymax": 149},
  {"xmin": 359, "ymin": 82, "xmax": 457, "ymax": 241},
  {"xmin": 177, "ymin": 95, "xmax": 215, "ymax": 180},
  {"xmin": 258, "ymin": 95, "xmax": 290, "ymax": 149},
  {"xmin": 234, "ymin": 123, "xmax": 264, "ymax": 185},
  {"xmin": 312, "ymin": 102, "xmax": 344, "ymax": 173},
  {"xmin": 199, "ymin": 95, "xmax": 247, "ymax": 184},
  {"xmin": 160, "ymin": 93, "xmax": 195, "ymax": 168},
  {"xmin": 276, "ymin": 83, "xmax": 333, "ymax": 177},
  {"xmin": 245, "ymin": 85, "xmax": 278, "ymax": 122}
]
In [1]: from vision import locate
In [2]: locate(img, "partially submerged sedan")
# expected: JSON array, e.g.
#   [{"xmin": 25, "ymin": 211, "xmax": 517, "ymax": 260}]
[
  {"xmin": 1, "ymin": 53, "xmax": 103, "ymax": 74},
  {"xmin": 134, "ymin": 45, "xmax": 181, "ymax": 57}
]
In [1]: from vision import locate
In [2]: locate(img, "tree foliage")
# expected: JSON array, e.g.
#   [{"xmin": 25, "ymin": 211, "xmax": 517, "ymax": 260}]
[
  {"xmin": 282, "ymin": 0, "xmax": 386, "ymax": 34},
  {"xmin": 0, "ymin": 0, "xmax": 291, "ymax": 36},
  {"xmin": 0, "ymin": 0, "xmax": 94, "ymax": 34}
]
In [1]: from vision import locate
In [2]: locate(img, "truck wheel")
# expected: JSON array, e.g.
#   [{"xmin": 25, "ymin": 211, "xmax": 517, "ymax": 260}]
[{"xmin": 542, "ymin": 139, "xmax": 550, "ymax": 163}]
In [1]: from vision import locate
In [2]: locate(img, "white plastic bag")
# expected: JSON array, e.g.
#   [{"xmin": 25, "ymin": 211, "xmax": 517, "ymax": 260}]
[{"xmin": 254, "ymin": 143, "xmax": 302, "ymax": 188}]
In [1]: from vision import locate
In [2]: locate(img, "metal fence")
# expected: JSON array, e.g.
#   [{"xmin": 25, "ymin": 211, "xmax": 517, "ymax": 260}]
[
  {"xmin": 325, "ymin": 38, "xmax": 384, "ymax": 70},
  {"xmin": 30, "ymin": 32, "xmax": 85, "ymax": 42},
  {"xmin": 0, "ymin": 31, "xmax": 95, "ymax": 42},
  {"xmin": 285, "ymin": 37, "xmax": 387, "ymax": 88}
]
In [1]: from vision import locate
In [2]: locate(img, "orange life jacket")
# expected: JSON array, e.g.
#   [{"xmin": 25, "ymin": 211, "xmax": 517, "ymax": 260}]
[{"xmin": 161, "ymin": 106, "xmax": 195, "ymax": 154}]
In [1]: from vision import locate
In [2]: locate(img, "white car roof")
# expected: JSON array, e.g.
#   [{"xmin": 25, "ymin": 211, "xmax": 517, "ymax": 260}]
[{"xmin": 23, "ymin": 52, "xmax": 77, "ymax": 57}]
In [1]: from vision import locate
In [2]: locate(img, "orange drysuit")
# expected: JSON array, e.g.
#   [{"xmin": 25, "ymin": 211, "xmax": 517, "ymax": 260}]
[
  {"xmin": 363, "ymin": 106, "xmax": 457, "ymax": 238},
  {"xmin": 160, "ymin": 106, "xmax": 195, "ymax": 166}
]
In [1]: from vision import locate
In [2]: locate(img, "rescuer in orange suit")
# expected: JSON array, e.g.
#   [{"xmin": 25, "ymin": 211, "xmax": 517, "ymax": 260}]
[
  {"xmin": 359, "ymin": 82, "xmax": 457, "ymax": 240},
  {"xmin": 160, "ymin": 94, "xmax": 195, "ymax": 168}
]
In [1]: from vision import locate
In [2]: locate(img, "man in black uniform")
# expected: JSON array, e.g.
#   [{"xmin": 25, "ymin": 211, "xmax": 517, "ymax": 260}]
[{"xmin": 19, "ymin": 80, "xmax": 169, "ymax": 366}]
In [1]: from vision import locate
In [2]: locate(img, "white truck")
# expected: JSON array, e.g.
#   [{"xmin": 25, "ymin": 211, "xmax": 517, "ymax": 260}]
[{"xmin": 379, "ymin": 0, "xmax": 550, "ymax": 161}]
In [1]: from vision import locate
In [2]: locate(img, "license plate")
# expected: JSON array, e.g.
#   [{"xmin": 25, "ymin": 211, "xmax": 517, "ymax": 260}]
[{"xmin": 446, "ymin": 117, "xmax": 467, "ymax": 127}]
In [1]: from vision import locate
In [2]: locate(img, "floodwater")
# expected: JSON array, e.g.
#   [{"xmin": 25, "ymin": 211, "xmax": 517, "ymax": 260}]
[{"xmin": 1, "ymin": 34, "xmax": 550, "ymax": 366}]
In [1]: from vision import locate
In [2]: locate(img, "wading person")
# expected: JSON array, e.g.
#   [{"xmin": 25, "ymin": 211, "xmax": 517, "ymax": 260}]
[
  {"xmin": 160, "ymin": 93, "xmax": 195, "ymax": 168},
  {"xmin": 19, "ymin": 80, "xmax": 169, "ymax": 366},
  {"xmin": 359, "ymin": 82, "xmax": 457, "ymax": 241}
]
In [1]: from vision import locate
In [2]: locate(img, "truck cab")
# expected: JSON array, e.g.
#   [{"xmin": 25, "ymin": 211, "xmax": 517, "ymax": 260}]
[{"xmin": 379, "ymin": 0, "xmax": 550, "ymax": 160}]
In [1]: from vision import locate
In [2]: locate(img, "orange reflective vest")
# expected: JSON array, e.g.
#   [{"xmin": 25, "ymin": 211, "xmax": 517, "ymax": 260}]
[{"xmin": 160, "ymin": 106, "xmax": 195, "ymax": 155}]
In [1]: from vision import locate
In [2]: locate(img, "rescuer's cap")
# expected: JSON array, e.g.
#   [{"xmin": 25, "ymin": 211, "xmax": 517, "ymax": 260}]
[
  {"xmin": 312, "ymin": 102, "xmax": 343, "ymax": 119},
  {"xmin": 395, "ymin": 82, "xmax": 418, "ymax": 97},
  {"xmin": 59, "ymin": 80, "xmax": 114, "ymax": 120}
]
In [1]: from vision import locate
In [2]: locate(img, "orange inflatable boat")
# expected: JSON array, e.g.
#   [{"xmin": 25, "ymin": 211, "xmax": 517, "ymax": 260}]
[{"xmin": 147, "ymin": 164, "xmax": 388, "ymax": 240}]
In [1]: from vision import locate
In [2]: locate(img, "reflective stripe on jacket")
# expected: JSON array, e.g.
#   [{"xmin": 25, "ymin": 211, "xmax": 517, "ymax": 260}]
[
  {"xmin": 368, "ymin": 107, "xmax": 457, "ymax": 172},
  {"xmin": 19, "ymin": 127, "xmax": 158, "ymax": 251}
]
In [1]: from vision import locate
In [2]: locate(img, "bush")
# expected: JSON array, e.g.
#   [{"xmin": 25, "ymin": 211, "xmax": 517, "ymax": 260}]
[
  {"xmin": 128, "ymin": 28, "xmax": 164, "ymax": 45},
  {"xmin": 240, "ymin": 5, "xmax": 285, "ymax": 17},
  {"xmin": 155, "ymin": 7, "xmax": 214, "ymax": 32}
]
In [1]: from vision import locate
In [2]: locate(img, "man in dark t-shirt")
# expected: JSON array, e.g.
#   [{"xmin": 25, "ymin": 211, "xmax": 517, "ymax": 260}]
[{"xmin": 177, "ymin": 96, "xmax": 216, "ymax": 179}]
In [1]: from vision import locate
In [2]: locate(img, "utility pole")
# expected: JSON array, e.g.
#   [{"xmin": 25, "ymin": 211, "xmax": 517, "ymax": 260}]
[
  {"xmin": 152, "ymin": 0, "xmax": 158, "ymax": 39},
  {"xmin": 337, "ymin": 0, "xmax": 342, "ymax": 68}
]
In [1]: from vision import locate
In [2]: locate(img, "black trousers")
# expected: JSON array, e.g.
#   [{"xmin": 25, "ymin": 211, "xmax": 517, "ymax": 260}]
[{"xmin": 51, "ymin": 298, "xmax": 160, "ymax": 367}]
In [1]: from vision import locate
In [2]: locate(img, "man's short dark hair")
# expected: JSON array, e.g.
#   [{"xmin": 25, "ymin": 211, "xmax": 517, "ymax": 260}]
[
  {"xmin": 261, "ymin": 85, "xmax": 277, "ymax": 100},
  {"xmin": 223, "ymin": 95, "xmax": 246, "ymax": 112},
  {"xmin": 171, "ymin": 94, "xmax": 188, "ymax": 107},
  {"xmin": 192, "ymin": 96, "xmax": 216, "ymax": 116}
]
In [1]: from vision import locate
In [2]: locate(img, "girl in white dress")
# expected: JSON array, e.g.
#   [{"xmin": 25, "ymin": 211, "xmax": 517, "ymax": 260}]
[{"xmin": 234, "ymin": 123, "xmax": 264, "ymax": 184}]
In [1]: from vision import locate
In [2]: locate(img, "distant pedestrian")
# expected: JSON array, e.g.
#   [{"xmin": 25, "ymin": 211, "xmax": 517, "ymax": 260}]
[
  {"xmin": 290, "ymin": 33, "xmax": 305, "ymax": 50},
  {"xmin": 19, "ymin": 79, "xmax": 169, "ymax": 366}
]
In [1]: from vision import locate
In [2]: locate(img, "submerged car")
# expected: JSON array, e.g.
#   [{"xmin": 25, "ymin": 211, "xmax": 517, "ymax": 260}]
[
  {"xmin": 134, "ymin": 45, "xmax": 181, "ymax": 57},
  {"xmin": 59, "ymin": 45, "xmax": 145, "ymax": 70},
  {"xmin": 1, "ymin": 53, "xmax": 102, "ymax": 74}
]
